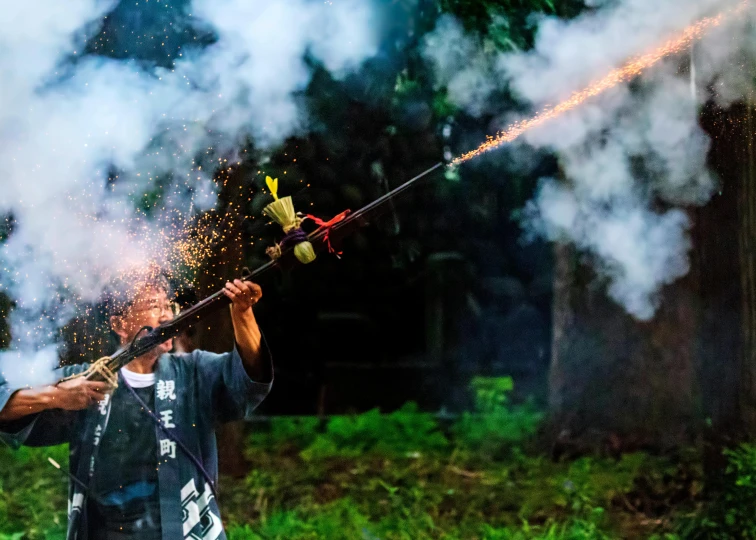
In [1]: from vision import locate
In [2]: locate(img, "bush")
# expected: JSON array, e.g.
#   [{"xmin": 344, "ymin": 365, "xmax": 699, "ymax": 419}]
[
  {"xmin": 301, "ymin": 403, "xmax": 449, "ymax": 460},
  {"xmin": 247, "ymin": 379, "xmax": 543, "ymax": 463},
  {"xmin": 453, "ymin": 377, "xmax": 543, "ymax": 457},
  {"xmin": 248, "ymin": 416, "xmax": 321, "ymax": 452},
  {"xmin": 681, "ymin": 443, "xmax": 756, "ymax": 539}
]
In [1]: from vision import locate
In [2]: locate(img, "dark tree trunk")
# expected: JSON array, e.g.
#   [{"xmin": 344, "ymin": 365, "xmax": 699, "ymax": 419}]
[
  {"xmin": 692, "ymin": 100, "xmax": 746, "ymax": 438},
  {"xmin": 549, "ymin": 243, "xmax": 697, "ymax": 452},
  {"xmin": 550, "ymin": 95, "xmax": 756, "ymax": 452},
  {"xmin": 737, "ymin": 95, "xmax": 756, "ymax": 434},
  {"xmin": 697, "ymin": 94, "xmax": 756, "ymax": 437}
]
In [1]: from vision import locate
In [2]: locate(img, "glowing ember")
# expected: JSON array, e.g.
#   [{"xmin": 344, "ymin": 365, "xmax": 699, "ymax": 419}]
[{"xmin": 450, "ymin": 1, "xmax": 747, "ymax": 166}]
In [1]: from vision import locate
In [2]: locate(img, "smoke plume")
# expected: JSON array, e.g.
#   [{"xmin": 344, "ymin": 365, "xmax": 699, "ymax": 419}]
[
  {"xmin": 424, "ymin": 0, "xmax": 754, "ymax": 319},
  {"xmin": 0, "ymin": 0, "xmax": 380, "ymax": 385}
]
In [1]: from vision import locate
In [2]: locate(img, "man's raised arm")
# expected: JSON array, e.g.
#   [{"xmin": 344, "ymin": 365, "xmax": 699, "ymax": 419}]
[{"xmin": 223, "ymin": 279, "xmax": 272, "ymax": 383}]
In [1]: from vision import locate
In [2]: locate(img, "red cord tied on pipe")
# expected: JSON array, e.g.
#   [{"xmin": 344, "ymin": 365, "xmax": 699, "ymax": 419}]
[{"xmin": 304, "ymin": 210, "xmax": 351, "ymax": 257}]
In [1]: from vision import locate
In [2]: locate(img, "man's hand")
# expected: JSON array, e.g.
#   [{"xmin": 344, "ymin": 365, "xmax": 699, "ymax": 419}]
[
  {"xmin": 223, "ymin": 279, "xmax": 263, "ymax": 314},
  {"xmin": 0, "ymin": 379, "xmax": 112, "ymax": 422},
  {"xmin": 51, "ymin": 379, "xmax": 112, "ymax": 411}
]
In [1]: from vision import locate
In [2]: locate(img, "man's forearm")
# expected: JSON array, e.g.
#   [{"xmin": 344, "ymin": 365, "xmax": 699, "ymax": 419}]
[
  {"xmin": 0, "ymin": 387, "xmax": 56, "ymax": 422},
  {"xmin": 230, "ymin": 307, "xmax": 271, "ymax": 382}
]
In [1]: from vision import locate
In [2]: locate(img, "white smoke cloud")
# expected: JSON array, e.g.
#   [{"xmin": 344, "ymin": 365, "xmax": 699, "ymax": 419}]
[
  {"xmin": 0, "ymin": 0, "xmax": 381, "ymax": 385},
  {"xmin": 187, "ymin": 0, "xmax": 380, "ymax": 146},
  {"xmin": 422, "ymin": 16, "xmax": 497, "ymax": 117},
  {"xmin": 527, "ymin": 180, "xmax": 691, "ymax": 320},
  {"xmin": 424, "ymin": 0, "xmax": 752, "ymax": 319}
]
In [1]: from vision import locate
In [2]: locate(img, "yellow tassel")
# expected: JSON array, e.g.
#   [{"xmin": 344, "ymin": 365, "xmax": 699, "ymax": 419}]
[
  {"xmin": 263, "ymin": 180, "xmax": 317, "ymax": 264},
  {"xmin": 263, "ymin": 197, "xmax": 296, "ymax": 231}
]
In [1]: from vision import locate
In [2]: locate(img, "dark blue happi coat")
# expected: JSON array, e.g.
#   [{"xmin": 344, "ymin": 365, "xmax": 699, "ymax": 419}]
[{"xmin": 0, "ymin": 347, "xmax": 272, "ymax": 540}]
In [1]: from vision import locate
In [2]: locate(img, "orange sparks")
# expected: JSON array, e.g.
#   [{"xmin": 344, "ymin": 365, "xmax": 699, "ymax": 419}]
[{"xmin": 450, "ymin": 2, "xmax": 747, "ymax": 166}]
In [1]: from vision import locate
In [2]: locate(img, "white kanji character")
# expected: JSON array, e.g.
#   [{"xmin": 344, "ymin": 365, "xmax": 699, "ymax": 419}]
[
  {"xmin": 98, "ymin": 394, "xmax": 110, "ymax": 415},
  {"xmin": 94, "ymin": 425, "xmax": 103, "ymax": 446},
  {"xmin": 160, "ymin": 438, "xmax": 176, "ymax": 459},
  {"xmin": 160, "ymin": 409, "xmax": 176, "ymax": 429},
  {"xmin": 156, "ymin": 380, "xmax": 176, "ymax": 400}
]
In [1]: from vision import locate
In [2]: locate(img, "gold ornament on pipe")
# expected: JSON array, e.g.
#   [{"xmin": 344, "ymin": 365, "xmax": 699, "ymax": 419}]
[{"xmin": 263, "ymin": 176, "xmax": 316, "ymax": 264}]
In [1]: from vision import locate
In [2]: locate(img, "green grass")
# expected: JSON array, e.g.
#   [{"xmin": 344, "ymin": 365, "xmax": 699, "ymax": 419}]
[
  {"xmin": 0, "ymin": 381, "xmax": 740, "ymax": 539},
  {"xmin": 0, "ymin": 429, "xmax": 708, "ymax": 539}
]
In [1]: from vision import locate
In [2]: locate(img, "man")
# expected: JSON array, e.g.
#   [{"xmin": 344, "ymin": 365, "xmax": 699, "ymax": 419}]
[{"xmin": 0, "ymin": 273, "xmax": 273, "ymax": 539}]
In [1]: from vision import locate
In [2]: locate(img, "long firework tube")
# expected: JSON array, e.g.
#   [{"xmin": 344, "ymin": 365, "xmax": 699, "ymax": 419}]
[{"xmin": 70, "ymin": 162, "xmax": 444, "ymax": 382}]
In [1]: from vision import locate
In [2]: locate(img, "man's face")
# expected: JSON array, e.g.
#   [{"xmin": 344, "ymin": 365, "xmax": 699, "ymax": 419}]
[{"xmin": 112, "ymin": 287, "xmax": 176, "ymax": 353}]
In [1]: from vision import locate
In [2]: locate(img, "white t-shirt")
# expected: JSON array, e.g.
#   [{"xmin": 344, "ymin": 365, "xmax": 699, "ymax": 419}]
[{"xmin": 120, "ymin": 367, "xmax": 156, "ymax": 388}]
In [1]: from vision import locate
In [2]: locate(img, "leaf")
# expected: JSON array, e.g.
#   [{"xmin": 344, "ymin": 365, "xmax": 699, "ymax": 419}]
[{"xmin": 265, "ymin": 176, "xmax": 279, "ymax": 201}]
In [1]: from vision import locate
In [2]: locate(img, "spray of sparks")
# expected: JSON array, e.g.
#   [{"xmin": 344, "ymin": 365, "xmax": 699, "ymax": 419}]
[
  {"xmin": 121, "ymin": 182, "xmax": 248, "ymax": 293},
  {"xmin": 450, "ymin": 1, "xmax": 748, "ymax": 166},
  {"xmin": 60, "ymin": 148, "xmax": 294, "ymax": 349},
  {"xmin": 59, "ymin": 161, "xmax": 254, "ymax": 362}
]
